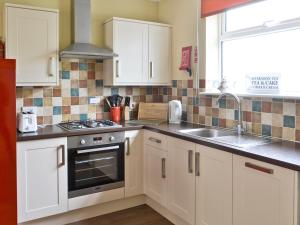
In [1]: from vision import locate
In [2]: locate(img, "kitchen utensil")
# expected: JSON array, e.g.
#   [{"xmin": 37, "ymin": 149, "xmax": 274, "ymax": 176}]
[
  {"xmin": 108, "ymin": 96, "xmax": 116, "ymax": 107},
  {"xmin": 117, "ymin": 95, "xmax": 123, "ymax": 106},
  {"xmin": 125, "ymin": 96, "xmax": 130, "ymax": 107},
  {"xmin": 105, "ymin": 98, "xmax": 112, "ymax": 108},
  {"xmin": 169, "ymin": 100, "xmax": 182, "ymax": 124}
]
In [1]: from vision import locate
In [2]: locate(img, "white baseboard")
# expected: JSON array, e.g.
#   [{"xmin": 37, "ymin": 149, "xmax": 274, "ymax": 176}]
[
  {"xmin": 19, "ymin": 195, "xmax": 146, "ymax": 225},
  {"xmin": 19, "ymin": 195, "xmax": 191, "ymax": 225}
]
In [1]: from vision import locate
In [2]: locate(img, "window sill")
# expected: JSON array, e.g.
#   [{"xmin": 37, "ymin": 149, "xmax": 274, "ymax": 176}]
[{"xmin": 199, "ymin": 90, "xmax": 300, "ymax": 100}]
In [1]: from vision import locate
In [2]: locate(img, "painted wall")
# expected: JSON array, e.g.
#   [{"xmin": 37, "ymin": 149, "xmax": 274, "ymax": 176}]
[
  {"xmin": 158, "ymin": 0, "xmax": 199, "ymax": 81},
  {"xmin": 0, "ymin": 0, "xmax": 159, "ymax": 50}
]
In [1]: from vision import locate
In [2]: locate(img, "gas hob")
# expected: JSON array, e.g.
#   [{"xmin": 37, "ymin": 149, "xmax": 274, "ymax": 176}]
[{"xmin": 57, "ymin": 120, "xmax": 122, "ymax": 131}]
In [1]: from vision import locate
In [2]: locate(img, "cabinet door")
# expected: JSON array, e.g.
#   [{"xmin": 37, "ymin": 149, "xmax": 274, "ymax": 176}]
[
  {"xmin": 125, "ymin": 130, "xmax": 143, "ymax": 198},
  {"xmin": 6, "ymin": 6, "xmax": 59, "ymax": 86},
  {"xmin": 233, "ymin": 156, "xmax": 295, "ymax": 225},
  {"xmin": 17, "ymin": 138, "xmax": 67, "ymax": 223},
  {"xmin": 167, "ymin": 138, "xmax": 196, "ymax": 225},
  {"xmin": 113, "ymin": 20, "xmax": 148, "ymax": 85},
  {"xmin": 148, "ymin": 25, "xmax": 171, "ymax": 85},
  {"xmin": 144, "ymin": 144, "xmax": 168, "ymax": 207},
  {"xmin": 196, "ymin": 145, "xmax": 233, "ymax": 225}
]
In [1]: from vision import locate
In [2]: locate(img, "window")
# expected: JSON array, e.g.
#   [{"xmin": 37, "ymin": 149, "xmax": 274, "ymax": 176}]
[{"xmin": 217, "ymin": 0, "xmax": 300, "ymax": 95}]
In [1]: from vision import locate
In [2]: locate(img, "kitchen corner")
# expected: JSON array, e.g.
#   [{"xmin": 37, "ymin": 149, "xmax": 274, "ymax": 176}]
[{"xmin": 1, "ymin": 0, "xmax": 300, "ymax": 225}]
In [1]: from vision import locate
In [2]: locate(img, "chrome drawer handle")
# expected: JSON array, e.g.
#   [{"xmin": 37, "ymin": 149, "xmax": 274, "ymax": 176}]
[
  {"xmin": 57, "ymin": 145, "xmax": 65, "ymax": 167},
  {"xmin": 188, "ymin": 150, "xmax": 193, "ymax": 174},
  {"xmin": 245, "ymin": 162, "xmax": 274, "ymax": 174},
  {"xmin": 116, "ymin": 60, "xmax": 120, "ymax": 78},
  {"xmin": 195, "ymin": 152, "xmax": 200, "ymax": 176},
  {"xmin": 149, "ymin": 137, "xmax": 162, "ymax": 144},
  {"xmin": 126, "ymin": 137, "xmax": 130, "ymax": 156},
  {"xmin": 162, "ymin": 158, "xmax": 166, "ymax": 179}
]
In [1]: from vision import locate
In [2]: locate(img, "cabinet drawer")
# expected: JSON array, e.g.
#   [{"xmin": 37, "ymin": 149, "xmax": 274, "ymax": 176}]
[
  {"xmin": 233, "ymin": 155, "xmax": 296, "ymax": 225},
  {"xmin": 144, "ymin": 130, "xmax": 168, "ymax": 150}
]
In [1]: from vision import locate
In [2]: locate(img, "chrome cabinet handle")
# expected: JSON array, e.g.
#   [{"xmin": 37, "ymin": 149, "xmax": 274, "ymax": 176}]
[
  {"xmin": 48, "ymin": 56, "xmax": 56, "ymax": 77},
  {"xmin": 126, "ymin": 137, "xmax": 130, "ymax": 156},
  {"xmin": 116, "ymin": 60, "xmax": 120, "ymax": 78},
  {"xmin": 188, "ymin": 150, "xmax": 193, "ymax": 174},
  {"xmin": 195, "ymin": 152, "xmax": 200, "ymax": 176},
  {"xmin": 245, "ymin": 162, "xmax": 274, "ymax": 174},
  {"xmin": 162, "ymin": 158, "xmax": 166, "ymax": 179},
  {"xmin": 150, "ymin": 61, "xmax": 153, "ymax": 78},
  {"xmin": 148, "ymin": 137, "xmax": 162, "ymax": 144},
  {"xmin": 57, "ymin": 145, "xmax": 65, "ymax": 167}
]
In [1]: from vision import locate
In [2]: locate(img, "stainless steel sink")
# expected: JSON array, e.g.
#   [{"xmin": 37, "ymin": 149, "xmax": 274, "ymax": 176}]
[
  {"xmin": 179, "ymin": 128, "xmax": 235, "ymax": 138},
  {"xmin": 213, "ymin": 135, "xmax": 271, "ymax": 148},
  {"xmin": 179, "ymin": 128, "xmax": 272, "ymax": 148}
]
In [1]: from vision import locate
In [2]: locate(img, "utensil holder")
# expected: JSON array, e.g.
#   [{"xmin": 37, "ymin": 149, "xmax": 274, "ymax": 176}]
[{"xmin": 110, "ymin": 106, "xmax": 121, "ymax": 122}]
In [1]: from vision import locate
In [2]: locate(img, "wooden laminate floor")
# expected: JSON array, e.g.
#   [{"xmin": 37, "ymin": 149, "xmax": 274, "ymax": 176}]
[{"xmin": 67, "ymin": 205, "xmax": 174, "ymax": 225}]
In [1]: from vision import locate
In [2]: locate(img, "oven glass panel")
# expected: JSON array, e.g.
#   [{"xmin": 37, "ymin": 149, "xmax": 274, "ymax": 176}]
[
  {"xmin": 68, "ymin": 144, "xmax": 124, "ymax": 192},
  {"xmin": 74, "ymin": 151, "xmax": 118, "ymax": 189}
]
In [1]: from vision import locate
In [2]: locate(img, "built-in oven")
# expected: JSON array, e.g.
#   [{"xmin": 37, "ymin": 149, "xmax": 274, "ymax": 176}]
[{"xmin": 67, "ymin": 132, "xmax": 125, "ymax": 198}]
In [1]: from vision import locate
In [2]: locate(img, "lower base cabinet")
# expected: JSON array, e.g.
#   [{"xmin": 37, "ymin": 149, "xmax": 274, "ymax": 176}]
[
  {"xmin": 125, "ymin": 130, "xmax": 144, "ymax": 198},
  {"xmin": 16, "ymin": 132, "xmax": 300, "ymax": 225},
  {"xmin": 144, "ymin": 144, "xmax": 168, "ymax": 207},
  {"xmin": 233, "ymin": 155, "xmax": 297, "ymax": 225},
  {"xmin": 17, "ymin": 138, "xmax": 68, "ymax": 223},
  {"xmin": 145, "ymin": 136, "xmax": 299, "ymax": 225},
  {"xmin": 167, "ymin": 138, "xmax": 196, "ymax": 225},
  {"xmin": 196, "ymin": 145, "xmax": 233, "ymax": 225}
]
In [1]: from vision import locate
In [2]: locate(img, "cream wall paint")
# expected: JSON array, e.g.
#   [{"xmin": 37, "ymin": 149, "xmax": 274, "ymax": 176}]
[
  {"xmin": 158, "ymin": 0, "xmax": 200, "ymax": 81},
  {"xmin": 0, "ymin": 0, "xmax": 158, "ymax": 50}
]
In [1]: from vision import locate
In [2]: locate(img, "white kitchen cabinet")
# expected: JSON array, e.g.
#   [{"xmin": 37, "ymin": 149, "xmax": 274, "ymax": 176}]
[
  {"xmin": 5, "ymin": 4, "xmax": 59, "ymax": 86},
  {"xmin": 233, "ymin": 155, "xmax": 297, "ymax": 225},
  {"xmin": 167, "ymin": 137, "xmax": 196, "ymax": 225},
  {"xmin": 103, "ymin": 17, "xmax": 171, "ymax": 86},
  {"xmin": 144, "ymin": 143, "xmax": 168, "ymax": 207},
  {"xmin": 125, "ymin": 130, "xmax": 144, "ymax": 198},
  {"xmin": 17, "ymin": 138, "xmax": 68, "ymax": 223},
  {"xmin": 148, "ymin": 24, "xmax": 172, "ymax": 85},
  {"xmin": 195, "ymin": 145, "xmax": 233, "ymax": 225}
]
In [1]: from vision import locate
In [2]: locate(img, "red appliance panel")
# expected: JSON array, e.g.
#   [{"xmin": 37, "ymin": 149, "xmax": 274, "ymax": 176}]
[{"xmin": 0, "ymin": 59, "xmax": 17, "ymax": 225}]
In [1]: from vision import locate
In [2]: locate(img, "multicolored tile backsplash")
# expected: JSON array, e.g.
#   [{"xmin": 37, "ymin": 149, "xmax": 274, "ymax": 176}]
[
  {"xmin": 15, "ymin": 58, "xmax": 300, "ymax": 142},
  {"xmin": 16, "ymin": 59, "xmax": 168, "ymax": 125},
  {"xmin": 168, "ymin": 80, "xmax": 300, "ymax": 142}
]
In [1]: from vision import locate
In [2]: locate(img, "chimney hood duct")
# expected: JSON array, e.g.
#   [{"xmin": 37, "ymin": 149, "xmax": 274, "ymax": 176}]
[{"xmin": 60, "ymin": 0, "xmax": 117, "ymax": 59}]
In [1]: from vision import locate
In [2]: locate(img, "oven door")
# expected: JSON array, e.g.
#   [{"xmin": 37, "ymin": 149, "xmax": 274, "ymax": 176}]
[{"xmin": 68, "ymin": 143, "xmax": 124, "ymax": 198}]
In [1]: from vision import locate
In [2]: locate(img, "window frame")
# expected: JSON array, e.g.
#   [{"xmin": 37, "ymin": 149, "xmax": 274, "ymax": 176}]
[{"xmin": 217, "ymin": 7, "xmax": 300, "ymax": 96}]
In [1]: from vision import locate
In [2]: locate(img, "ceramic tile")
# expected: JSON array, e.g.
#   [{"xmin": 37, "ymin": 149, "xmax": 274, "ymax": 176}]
[
  {"xmin": 282, "ymin": 127, "xmax": 295, "ymax": 141},
  {"xmin": 283, "ymin": 102, "xmax": 296, "ymax": 116},
  {"xmin": 284, "ymin": 115, "xmax": 295, "ymax": 128}
]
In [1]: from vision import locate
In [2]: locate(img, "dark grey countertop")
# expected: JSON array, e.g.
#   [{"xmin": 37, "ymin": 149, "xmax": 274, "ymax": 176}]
[{"xmin": 17, "ymin": 122, "xmax": 300, "ymax": 171}]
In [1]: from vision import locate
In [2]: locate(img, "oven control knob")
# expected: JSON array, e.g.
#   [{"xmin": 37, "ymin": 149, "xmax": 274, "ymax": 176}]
[
  {"xmin": 80, "ymin": 139, "xmax": 86, "ymax": 145},
  {"xmin": 109, "ymin": 136, "xmax": 115, "ymax": 142}
]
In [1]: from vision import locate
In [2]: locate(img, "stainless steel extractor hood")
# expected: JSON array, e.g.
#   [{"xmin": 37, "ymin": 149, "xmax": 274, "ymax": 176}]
[{"xmin": 60, "ymin": 0, "xmax": 117, "ymax": 59}]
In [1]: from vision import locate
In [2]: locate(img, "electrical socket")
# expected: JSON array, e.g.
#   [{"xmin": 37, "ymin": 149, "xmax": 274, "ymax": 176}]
[
  {"xmin": 89, "ymin": 97, "xmax": 101, "ymax": 104},
  {"xmin": 131, "ymin": 102, "xmax": 137, "ymax": 109}
]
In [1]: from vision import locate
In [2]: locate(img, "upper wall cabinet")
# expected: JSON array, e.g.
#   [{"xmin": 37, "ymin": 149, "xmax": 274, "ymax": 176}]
[
  {"xmin": 103, "ymin": 17, "xmax": 172, "ymax": 86},
  {"xmin": 5, "ymin": 4, "xmax": 59, "ymax": 87}
]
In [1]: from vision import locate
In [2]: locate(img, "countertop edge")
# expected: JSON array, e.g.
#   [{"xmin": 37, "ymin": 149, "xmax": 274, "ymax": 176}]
[
  {"xmin": 144, "ymin": 126, "xmax": 300, "ymax": 171},
  {"xmin": 17, "ymin": 125, "xmax": 144, "ymax": 142},
  {"xmin": 17, "ymin": 124, "xmax": 300, "ymax": 172}
]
